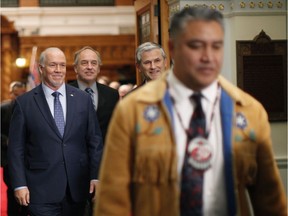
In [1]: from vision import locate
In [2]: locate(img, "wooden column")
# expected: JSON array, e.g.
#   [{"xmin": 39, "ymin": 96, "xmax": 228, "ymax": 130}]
[
  {"xmin": 134, "ymin": 0, "xmax": 170, "ymax": 85},
  {"xmin": 159, "ymin": 0, "xmax": 170, "ymax": 66},
  {"xmin": 1, "ymin": 16, "xmax": 21, "ymax": 101}
]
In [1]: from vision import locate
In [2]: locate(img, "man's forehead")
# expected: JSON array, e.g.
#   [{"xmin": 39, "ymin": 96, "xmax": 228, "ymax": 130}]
[
  {"xmin": 141, "ymin": 49, "xmax": 163, "ymax": 60},
  {"xmin": 46, "ymin": 53, "xmax": 66, "ymax": 61}
]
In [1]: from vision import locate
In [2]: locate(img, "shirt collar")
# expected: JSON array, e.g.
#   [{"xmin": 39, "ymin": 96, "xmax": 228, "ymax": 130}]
[
  {"xmin": 201, "ymin": 80, "xmax": 219, "ymax": 104},
  {"xmin": 42, "ymin": 82, "xmax": 66, "ymax": 98},
  {"xmin": 77, "ymin": 80, "xmax": 97, "ymax": 92},
  {"xmin": 167, "ymin": 70, "xmax": 219, "ymax": 103},
  {"xmin": 167, "ymin": 71, "xmax": 193, "ymax": 103}
]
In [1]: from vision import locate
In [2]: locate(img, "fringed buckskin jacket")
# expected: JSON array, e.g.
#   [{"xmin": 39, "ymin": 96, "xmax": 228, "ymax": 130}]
[{"xmin": 95, "ymin": 73, "xmax": 287, "ymax": 216}]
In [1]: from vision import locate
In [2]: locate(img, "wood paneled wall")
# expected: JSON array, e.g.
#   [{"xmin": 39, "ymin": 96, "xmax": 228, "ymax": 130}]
[
  {"xmin": 134, "ymin": 0, "xmax": 170, "ymax": 85},
  {"xmin": 19, "ymin": 34, "xmax": 136, "ymax": 83},
  {"xmin": 19, "ymin": 0, "xmax": 134, "ymax": 7},
  {"xmin": 1, "ymin": 16, "xmax": 21, "ymax": 101},
  {"xmin": 1, "ymin": 33, "xmax": 136, "ymax": 101}
]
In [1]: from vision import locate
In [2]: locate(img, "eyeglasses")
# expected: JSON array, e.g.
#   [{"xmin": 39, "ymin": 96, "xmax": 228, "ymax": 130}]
[{"xmin": 40, "ymin": 63, "xmax": 66, "ymax": 70}]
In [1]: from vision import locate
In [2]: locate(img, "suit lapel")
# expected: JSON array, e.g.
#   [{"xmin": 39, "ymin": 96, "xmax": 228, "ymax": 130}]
[
  {"xmin": 33, "ymin": 84, "xmax": 60, "ymax": 136},
  {"xmin": 220, "ymin": 89, "xmax": 237, "ymax": 215},
  {"xmin": 96, "ymin": 84, "xmax": 105, "ymax": 111},
  {"xmin": 64, "ymin": 85, "xmax": 76, "ymax": 139}
]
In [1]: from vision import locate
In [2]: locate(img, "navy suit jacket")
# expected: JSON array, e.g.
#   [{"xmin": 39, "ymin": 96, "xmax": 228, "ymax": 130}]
[
  {"xmin": 69, "ymin": 81, "xmax": 119, "ymax": 142},
  {"xmin": 7, "ymin": 84, "xmax": 103, "ymax": 204}
]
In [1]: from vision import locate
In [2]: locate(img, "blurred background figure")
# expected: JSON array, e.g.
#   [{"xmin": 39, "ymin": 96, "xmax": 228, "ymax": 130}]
[
  {"xmin": 97, "ymin": 75, "xmax": 110, "ymax": 86},
  {"xmin": 118, "ymin": 84, "xmax": 133, "ymax": 99},
  {"xmin": 1, "ymin": 81, "xmax": 28, "ymax": 216},
  {"xmin": 109, "ymin": 81, "xmax": 121, "ymax": 90},
  {"xmin": 9, "ymin": 81, "xmax": 27, "ymax": 100}
]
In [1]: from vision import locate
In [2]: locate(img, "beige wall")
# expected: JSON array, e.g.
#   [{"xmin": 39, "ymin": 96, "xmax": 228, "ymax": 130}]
[
  {"xmin": 226, "ymin": 14, "xmax": 287, "ymax": 157},
  {"xmin": 226, "ymin": 15, "xmax": 287, "ymax": 82},
  {"xmin": 223, "ymin": 13, "xmax": 287, "ymax": 194}
]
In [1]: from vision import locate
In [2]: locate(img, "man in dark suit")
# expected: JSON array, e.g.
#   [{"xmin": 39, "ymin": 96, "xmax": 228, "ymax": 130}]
[
  {"xmin": 1, "ymin": 81, "xmax": 27, "ymax": 216},
  {"xmin": 7, "ymin": 47, "xmax": 103, "ymax": 216},
  {"xmin": 69, "ymin": 46, "xmax": 119, "ymax": 142}
]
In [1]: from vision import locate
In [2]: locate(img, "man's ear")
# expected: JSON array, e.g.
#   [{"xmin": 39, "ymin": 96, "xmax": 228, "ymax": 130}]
[
  {"xmin": 163, "ymin": 58, "xmax": 168, "ymax": 69},
  {"xmin": 136, "ymin": 63, "xmax": 141, "ymax": 72},
  {"xmin": 38, "ymin": 65, "xmax": 43, "ymax": 75},
  {"xmin": 73, "ymin": 65, "xmax": 78, "ymax": 73}
]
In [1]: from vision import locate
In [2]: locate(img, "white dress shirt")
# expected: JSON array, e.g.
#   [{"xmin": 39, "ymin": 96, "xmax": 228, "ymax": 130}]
[{"xmin": 167, "ymin": 72, "xmax": 228, "ymax": 216}]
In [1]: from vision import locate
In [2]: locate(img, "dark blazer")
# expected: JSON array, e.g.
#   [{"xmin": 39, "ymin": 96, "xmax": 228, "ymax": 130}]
[
  {"xmin": 69, "ymin": 81, "xmax": 119, "ymax": 142},
  {"xmin": 7, "ymin": 84, "xmax": 103, "ymax": 204},
  {"xmin": 1, "ymin": 100, "xmax": 15, "ymax": 186},
  {"xmin": 1, "ymin": 100, "xmax": 13, "ymax": 169}
]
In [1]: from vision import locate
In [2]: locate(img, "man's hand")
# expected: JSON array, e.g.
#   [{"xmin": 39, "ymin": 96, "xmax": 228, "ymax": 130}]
[
  {"xmin": 14, "ymin": 188, "xmax": 30, "ymax": 206},
  {"xmin": 89, "ymin": 180, "xmax": 99, "ymax": 202}
]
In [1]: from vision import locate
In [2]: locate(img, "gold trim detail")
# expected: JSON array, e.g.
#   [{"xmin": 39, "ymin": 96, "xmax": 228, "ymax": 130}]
[{"xmin": 240, "ymin": 2, "xmax": 246, "ymax": 8}]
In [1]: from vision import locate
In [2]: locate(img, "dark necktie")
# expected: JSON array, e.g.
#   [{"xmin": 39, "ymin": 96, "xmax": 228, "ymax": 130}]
[
  {"xmin": 52, "ymin": 91, "xmax": 65, "ymax": 137},
  {"xmin": 85, "ymin": 87, "xmax": 96, "ymax": 110},
  {"xmin": 180, "ymin": 93, "xmax": 206, "ymax": 216}
]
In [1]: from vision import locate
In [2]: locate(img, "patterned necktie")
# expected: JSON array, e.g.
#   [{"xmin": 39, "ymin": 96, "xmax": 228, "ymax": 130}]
[
  {"xmin": 52, "ymin": 91, "xmax": 65, "ymax": 137},
  {"xmin": 180, "ymin": 93, "xmax": 206, "ymax": 216},
  {"xmin": 85, "ymin": 87, "xmax": 96, "ymax": 110}
]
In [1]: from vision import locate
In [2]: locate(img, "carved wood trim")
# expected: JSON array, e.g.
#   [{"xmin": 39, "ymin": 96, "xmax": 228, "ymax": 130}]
[
  {"xmin": 237, "ymin": 30, "xmax": 287, "ymax": 121},
  {"xmin": 19, "ymin": 34, "xmax": 136, "ymax": 83},
  {"xmin": 1, "ymin": 15, "xmax": 20, "ymax": 101}
]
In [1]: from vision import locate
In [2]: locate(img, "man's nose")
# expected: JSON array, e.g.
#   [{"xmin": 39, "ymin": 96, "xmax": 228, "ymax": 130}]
[
  {"xmin": 150, "ymin": 61, "xmax": 156, "ymax": 68},
  {"xmin": 201, "ymin": 47, "xmax": 212, "ymax": 62}
]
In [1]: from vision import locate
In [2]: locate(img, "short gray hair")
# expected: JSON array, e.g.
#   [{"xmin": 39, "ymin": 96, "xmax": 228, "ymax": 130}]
[
  {"xmin": 135, "ymin": 42, "xmax": 166, "ymax": 64},
  {"xmin": 169, "ymin": 7, "xmax": 224, "ymax": 40},
  {"xmin": 73, "ymin": 46, "xmax": 102, "ymax": 66},
  {"xmin": 9, "ymin": 81, "xmax": 25, "ymax": 92},
  {"xmin": 39, "ymin": 47, "xmax": 65, "ymax": 65}
]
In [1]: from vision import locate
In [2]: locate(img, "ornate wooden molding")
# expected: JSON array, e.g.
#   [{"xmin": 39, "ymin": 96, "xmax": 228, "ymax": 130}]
[
  {"xmin": 20, "ymin": 35, "xmax": 135, "ymax": 66},
  {"xmin": 1, "ymin": 15, "xmax": 20, "ymax": 101},
  {"xmin": 1, "ymin": 16, "xmax": 17, "ymax": 34},
  {"xmin": 167, "ymin": 0, "xmax": 286, "ymax": 16},
  {"xmin": 19, "ymin": 34, "xmax": 136, "ymax": 83}
]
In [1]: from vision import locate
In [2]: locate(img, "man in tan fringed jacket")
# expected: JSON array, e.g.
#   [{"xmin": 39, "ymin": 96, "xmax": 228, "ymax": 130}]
[{"xmin": 95, "ymin": 7, "xmax": 287, "ymax": 216}]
